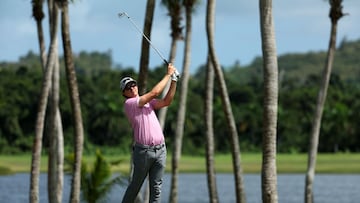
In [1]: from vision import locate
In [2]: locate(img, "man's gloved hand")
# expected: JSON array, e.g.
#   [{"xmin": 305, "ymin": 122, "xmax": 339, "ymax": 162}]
[{"xmin": 171, "ymin": 69, "xmax": 180, "ymax": 82}]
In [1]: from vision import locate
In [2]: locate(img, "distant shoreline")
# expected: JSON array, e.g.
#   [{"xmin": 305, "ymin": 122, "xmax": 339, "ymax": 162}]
[{"xmin": 1, "ymin": 153, "xmax": 359, "ymax": 175}]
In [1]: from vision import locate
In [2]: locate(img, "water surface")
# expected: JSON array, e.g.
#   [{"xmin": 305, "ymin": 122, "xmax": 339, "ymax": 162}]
[{"xmin": 0, "ymin": 173, "xmax": 359, "ymax": 203}]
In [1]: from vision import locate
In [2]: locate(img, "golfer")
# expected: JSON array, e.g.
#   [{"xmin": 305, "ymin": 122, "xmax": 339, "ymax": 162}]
[{"xmin": 120, "ymin": 63, "xmax": 179, "ymax": 203}]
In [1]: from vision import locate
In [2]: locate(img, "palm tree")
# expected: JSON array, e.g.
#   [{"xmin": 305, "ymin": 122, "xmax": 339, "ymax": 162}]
[
  {"xmin": 32, "ymin": 0, "xmax": 46, "ymax": 68},
  {"xmin": 48, "ymin": 50, "xmax": 64, "ymax": 203},
  {"xmin": 169, "ymin": 0, "xmax": 199, "ymax": 202},
  {"xmin": 57, "ymin": 0, "xmax": 85, "ymax": 202},
  {"xmin": 79, "ymin": 150, "xmax": 124, "ymax": 203},
  {"xmin": 30, "ymin": 1, "xmax": 59, "ymax": 202},
  {"xmin": 32, "ymin": 1, "xmax": 65, "ymax": 202},
  {"xmin": 137, "ymin": 0, "xmax": 156, "ymax": 95},
  {"xmin": 158, "ymin": 0, "xmax": 184, "ymax": 129},
  {"xmin": 204, "ymin": 55, "xmax": 219, "ymax": 203},
  {"xmin": 259, "ymin": 0, "xmax": 279, "ymax": 202},
  {"xmin": 46, "ymin": 1, "xmax": 64, "ymax": 203},
  {"xmin": 205, "ymin": 0, "xmax": 246, "ymax": 202},
  {"xmin": 305, "ymin": 1, "xmax": 345, "ymax": 202},
  {"xmin": 132, "ymin": 1, "xmax": 158, "ymax": 202}
]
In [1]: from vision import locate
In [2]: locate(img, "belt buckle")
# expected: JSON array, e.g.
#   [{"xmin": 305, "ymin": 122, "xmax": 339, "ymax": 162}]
[{"xmin": 155, "ymin": 143, "xmax": 163, "ymax": 150}]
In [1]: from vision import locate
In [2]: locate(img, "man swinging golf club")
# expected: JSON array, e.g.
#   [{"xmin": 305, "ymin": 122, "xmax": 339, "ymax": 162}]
[{"xmin": 120, "ymin": 63, "xmax": 179, "ymax": 203}]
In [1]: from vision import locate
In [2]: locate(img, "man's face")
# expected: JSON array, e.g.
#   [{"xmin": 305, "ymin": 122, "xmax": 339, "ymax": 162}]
[{"xmin": 123, "ymin": 82, "xmax": 138, "ymax": 98}]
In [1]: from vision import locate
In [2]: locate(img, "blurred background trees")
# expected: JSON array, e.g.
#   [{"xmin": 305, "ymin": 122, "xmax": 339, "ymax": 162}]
[{"xmin": 1, "ymin": 38, "xmax": 359, "ymax": 155}]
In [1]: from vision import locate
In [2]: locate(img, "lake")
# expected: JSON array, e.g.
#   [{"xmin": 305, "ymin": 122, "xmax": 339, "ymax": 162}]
[{"xmin": 0, "ymin": 173, "xmax": 359, "ymax": 203}]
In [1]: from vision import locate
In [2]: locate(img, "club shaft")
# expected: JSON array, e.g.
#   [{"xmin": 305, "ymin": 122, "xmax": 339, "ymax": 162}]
[{"xmin": 120, "ymin": 13, "xmax": 169, "ymax": 65}]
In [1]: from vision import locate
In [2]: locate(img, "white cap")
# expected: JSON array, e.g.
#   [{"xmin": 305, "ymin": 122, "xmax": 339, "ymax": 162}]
[{"xmin": 120, "ymin": 77, "xmax": 137, "ymax": 91}]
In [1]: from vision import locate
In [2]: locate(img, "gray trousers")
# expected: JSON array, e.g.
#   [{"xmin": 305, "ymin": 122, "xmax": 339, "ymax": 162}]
[{"xmin": 121, "ymin": 143, "xmax": 166, "ymax": 203}]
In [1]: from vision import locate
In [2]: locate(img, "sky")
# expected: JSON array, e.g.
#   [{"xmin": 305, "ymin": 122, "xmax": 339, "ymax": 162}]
[{"xmin": 1, "ymin": 0, "xmax": 359, "ymax": 73}]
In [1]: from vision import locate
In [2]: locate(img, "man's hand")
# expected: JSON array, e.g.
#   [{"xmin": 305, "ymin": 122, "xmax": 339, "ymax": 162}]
[
  {"xmin": 167, "ymin": 63, "xmax": 176, "ymax": 76},
  {"xmin": 171, "ymin": 69, "xmax": 180, "ymax": 82}
]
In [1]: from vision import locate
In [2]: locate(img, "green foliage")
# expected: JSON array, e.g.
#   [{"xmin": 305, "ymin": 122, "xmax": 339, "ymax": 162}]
[
  {"xmin": 81, "ymin": 150, "xmax": 124, "ymax": 203},
  {"xmin": 1, "ymin": 39, "xmax": 360, "ymax": 155},
  {"xmin": 74, "ymin": 51, "xmax": 112, "ymax": 76},
  {"xmin": 65, "ymin": 150, "xmax": 125, "ymax": 203}
]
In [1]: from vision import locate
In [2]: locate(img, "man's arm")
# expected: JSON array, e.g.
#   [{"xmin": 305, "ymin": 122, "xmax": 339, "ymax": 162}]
[
  {"xmin": 138, "ymin": 64, "xmax": 176, "ymax": 107},
  {"xmin": 152, "ymin": 80, "xmax": 177, "ymax": 110}
]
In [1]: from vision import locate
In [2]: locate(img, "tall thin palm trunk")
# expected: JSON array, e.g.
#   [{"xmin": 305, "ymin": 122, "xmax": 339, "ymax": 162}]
[
  {"xmin": 204, "ymin": 55, "xmax": 219, "ymax": 203},
  {"xmin": 138, "ymin": 0, "xmax": 156, "ymax": 95},
  {"xmin": 157, "ymin": 36, "xmax": 179, "ymax": 129},
  {"xmin": 58, "ymin": 1, "xmax": 85, "ymax": 202},
  {"xmin": 54, "ymin": 105, "xmax": 64, "ymax": 203},
  {"xmin": 259, "ymin": 0, "xmax": 279, "ymax": 202},
  {"xmin": 169, "ymin": 1, "xmax": 194, "ymax": 202},
  {"xmin": 305, "ymin": 1, "xmax": 345, "ymax": 202},
  {"xmin": 136, "ymin": 1, "xmax": 157, "ymax": 202},
  {"xmin": 46, "ymin": 1, "xmax": 64, "ymax": 202},
  {"xmin": 32, "ymin": 0, "xmax": 47, "ymax": 69},
  {"xmin": 48, "ymin": 47, "xmax": 63, "ymax": 203},
  {"xmin": 158, "ymin": 0, "xmax": 183, "ymax": 129},
  {"xmin": 32, "ymin": 1, "xmax": 64, "ymax": 202},
  {"xmin": 158, "ymin": 38, "xmax": 178, "ymax": 129},
  {"xmin": 206, "ymin": 0, "xmax": 246, "ymax": 202},
  {"xmin": 30, "ymin": 3, "xmax": 59, "ymax": 202}
]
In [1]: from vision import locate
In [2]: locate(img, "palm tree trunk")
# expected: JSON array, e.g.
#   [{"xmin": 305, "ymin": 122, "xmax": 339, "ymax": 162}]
[
  {"xmin": 138, "ymin": 0, "xmax": 156, "ymax": 95},
  {"xmin": 169, "ymin": 3, "xmax": 193, "ymax": 202},
  {"xmin": 137, "ymin": 1, "xmax": 157, "ymax": 202},
  {"xmin": 259, "ymin": 0, "xmax": 279, "ymax": 202},
  {"xmin": 158, "ymin": 38, "xmax": 178, "ymax": 129},
  {"xmin": 305, "ymin": 1, "xmax": 345, "ymax": 202},
  {"xmin": 30, "ymin": 3, "xmax": 59, "ymax": 202},
  {"xmin": 55, "ymin": 106, "xmax": 64, "ymax": 202},
  {"xmin": 58, "ymin": 1, "xmax": 84, "ymax": 202},
  {"xmin": 204, "ymin": 55, "xmax": 219, "ymax": 203},
  {"xmin": 206, "ymin": 0, "xmax": 246, "ymax": 202},
  {"xmin": 158, "ymin": 0, "xmax": 183, "ymax": 130},
  {"xmin": 32, "ymin": 0, "xmax": 47, "ymax": 70},
  {"xmin": 32, "ymin": 1, "xmax": 64, "ymax": 202},
  {"xmin": 46, "ymin": 1, "xmax": 64, "ymax": 202},
  {"xmin": 48, "ymin": 47, "xmax": 62, "ymax": 203}
]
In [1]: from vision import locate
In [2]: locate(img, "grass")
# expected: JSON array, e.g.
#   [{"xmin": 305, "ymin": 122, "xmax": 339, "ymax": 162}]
[{"xmin": 1, "ymin": 153, "xmax": 359, "ymax": 175}]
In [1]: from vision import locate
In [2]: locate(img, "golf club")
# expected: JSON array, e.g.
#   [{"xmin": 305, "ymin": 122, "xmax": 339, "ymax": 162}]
[{"xmin": 118, "ymin": 12, "xmax": 169, "ymax": 66}]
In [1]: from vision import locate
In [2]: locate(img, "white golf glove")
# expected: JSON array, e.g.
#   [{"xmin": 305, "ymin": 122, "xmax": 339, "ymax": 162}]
[{"xmin": 171, "ymin": 69, "xmax": 180, "ymax": 82}]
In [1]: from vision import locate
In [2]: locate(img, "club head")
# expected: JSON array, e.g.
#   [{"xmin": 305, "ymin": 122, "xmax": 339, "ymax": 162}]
[{"xmin": 118, "ymin": 12, "xmax": 128, "ymax": 18}]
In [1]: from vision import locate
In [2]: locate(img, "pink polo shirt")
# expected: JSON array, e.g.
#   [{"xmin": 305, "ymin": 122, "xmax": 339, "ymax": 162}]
[{"xmin": 124, "ymin": 96, "xmax": 164, "ymax": 145}]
